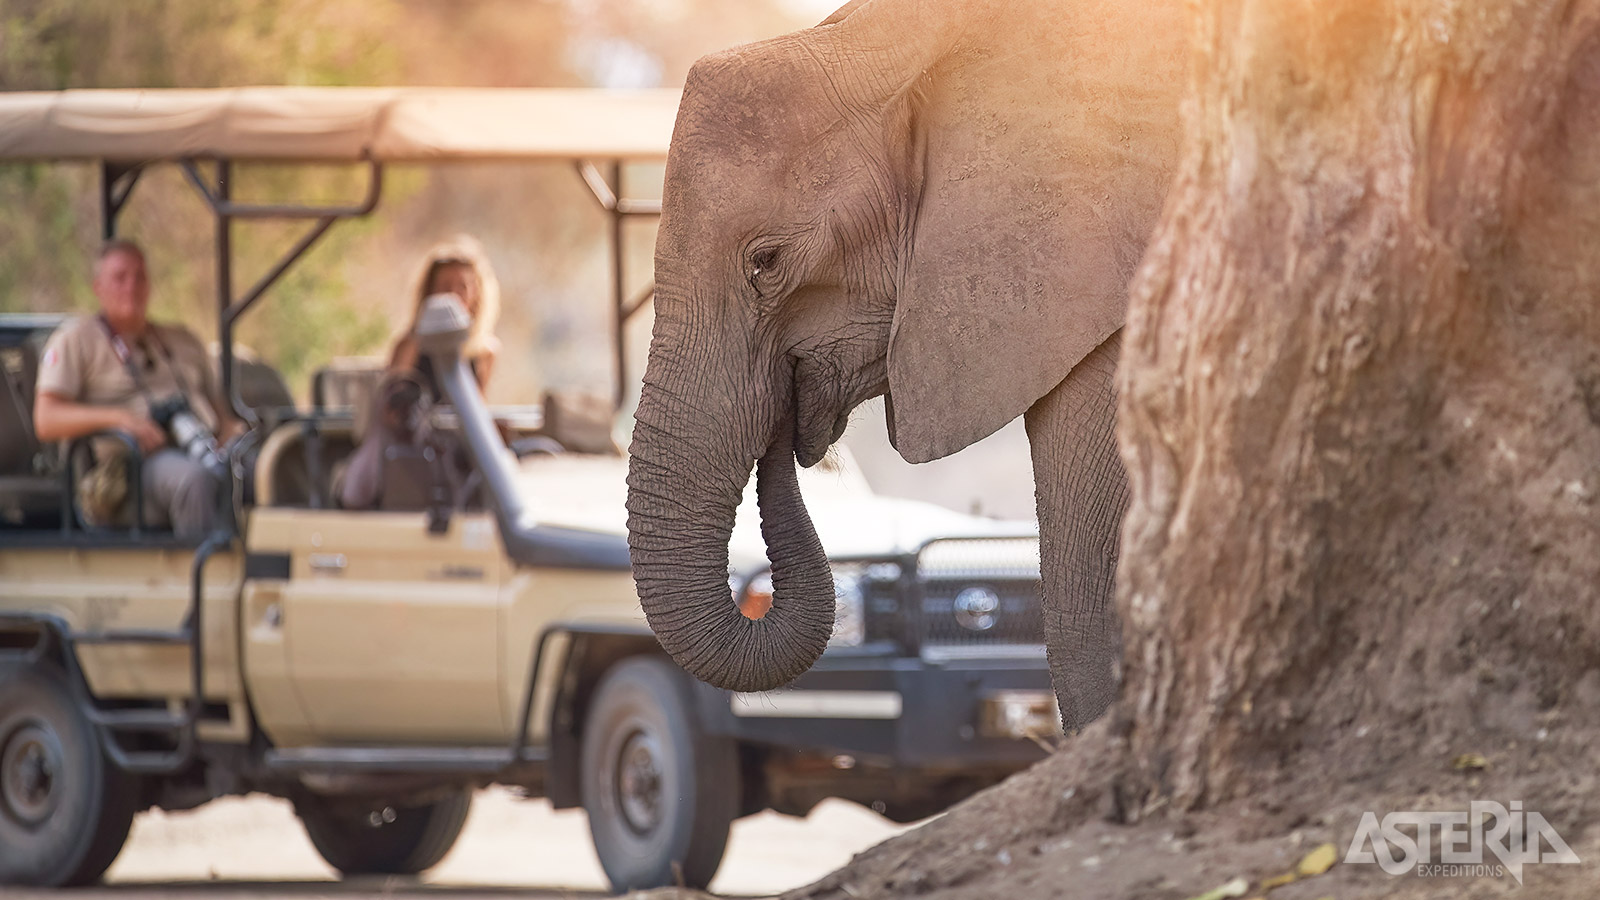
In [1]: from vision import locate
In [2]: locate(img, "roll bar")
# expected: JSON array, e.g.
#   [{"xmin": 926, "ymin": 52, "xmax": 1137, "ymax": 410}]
[
  {"xmin": 98, "ymin": 152, "xmax": 660, "ymax": 421},
  {"xmin": 575, "ymin": 161, "xmax": 661, "ymax": 409}
]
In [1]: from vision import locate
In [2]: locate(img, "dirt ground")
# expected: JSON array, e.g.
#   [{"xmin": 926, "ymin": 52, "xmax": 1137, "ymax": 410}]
[
  {"xmin": 9, "ymin": 732, "xmax": 1595, "ymax": 900},
  {"xmin": 7, "ymin": 788, "xmax": 906, "ymax": 900},
  {"xmin": 747, "ymin": 727, "xmax": 1600, "ymax": 900}
]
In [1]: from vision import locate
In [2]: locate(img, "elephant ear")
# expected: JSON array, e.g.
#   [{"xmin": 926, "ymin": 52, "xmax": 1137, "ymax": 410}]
[
  {"xmin": 873, "ymin": 2, "xmax": 1181, "ymax": 463},
  {"xmin": 818, "ymin": 0, "xmax": 868, "ymax": 25}
]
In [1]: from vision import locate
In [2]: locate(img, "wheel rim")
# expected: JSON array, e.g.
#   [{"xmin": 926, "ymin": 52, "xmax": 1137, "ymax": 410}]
[
  {"xmin": 2, "ymin": 719, "xmax": 65, "ymax": 827},
  {"xmin": 613, "ymin": 727, "xmax": 664, "ymax": 836}
]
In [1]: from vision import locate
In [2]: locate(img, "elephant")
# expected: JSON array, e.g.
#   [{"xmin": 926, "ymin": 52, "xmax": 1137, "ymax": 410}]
[{"xmin": 626, "ymin": 0, "xmax": 1185, "ymax": 730}]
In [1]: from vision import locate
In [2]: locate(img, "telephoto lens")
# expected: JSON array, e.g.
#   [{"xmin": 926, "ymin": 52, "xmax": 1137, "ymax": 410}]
[{"xmin": 149, "ymin": 395, "xmax": 229, "ymax": 479}]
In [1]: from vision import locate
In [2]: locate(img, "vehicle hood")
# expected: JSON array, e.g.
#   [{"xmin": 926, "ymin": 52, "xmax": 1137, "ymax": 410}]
[{"xmin": 512, "ymin": 453, "xmax": 1036, "ymax": 575}]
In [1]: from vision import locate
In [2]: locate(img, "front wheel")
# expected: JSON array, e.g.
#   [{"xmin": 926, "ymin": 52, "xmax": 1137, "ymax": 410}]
[
  {"xmin": 0, "ymin": 664, "xmax": 139, "ymax": 887},
  {"xmin": 295, "ymin": 788, "xmax": 471, "ymax": 876},
  {"xmin": 581, "ymin": 656, "xmax": 738, "ymax": 892}
]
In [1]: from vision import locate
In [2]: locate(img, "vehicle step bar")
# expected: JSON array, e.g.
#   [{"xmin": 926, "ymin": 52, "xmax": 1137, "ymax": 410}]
[
  {"xmin": 114, "ymin": 749, "xmax": 198, "ymax": 773},
  {"xmin": 71, "ymin": 629, "xmax": 190, "ymax": 645},
  {"xmin": 78, "ymin": 530, "xmax": 231, "ymax": 776},
  {"xmin": 86, "ymin": 707, "xmax": 190, "ymax": 731},
  {"xmin": 264, "ymin": 745, "xmax": 548, "ymax": 774}
]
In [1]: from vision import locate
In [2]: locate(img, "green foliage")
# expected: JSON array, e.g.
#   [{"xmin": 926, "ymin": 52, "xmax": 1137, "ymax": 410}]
[
  {"xmin": 0, "ymin": 0, "xmax": 822, "ymax": 398},
  {"xmin": 0, "ymin": 0, "xmax": 424, "ymax": 390},
  {"xmin": 0, "ymin": 0, "xmax": 408, "ymax": 90},
  {"xmin": 0, "ymin": 164, "xmax": 95, "ymax": 313},
  {"xmin": 238, "ymin": 247, "xmax": 392, "ymax": 384},
  {"xmin": 214, "ymin": 164, "xmax": 424, "ymax": 383}
]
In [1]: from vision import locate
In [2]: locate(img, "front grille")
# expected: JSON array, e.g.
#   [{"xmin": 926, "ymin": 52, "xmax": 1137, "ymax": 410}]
[
  {"xmin": 918, "ymin": 578, "xmax": 1043, "ymax": 645},
  {"xmin": 862, "ymin": 575, "xmax": 904, "ymax": 645},
  {"xmin": 833, "ymin": 537, "xmax": 1045, "ymax": 651},
  {"xmin": 915, "ymin": 537, "xmax": 1043, "ymax": 648}
]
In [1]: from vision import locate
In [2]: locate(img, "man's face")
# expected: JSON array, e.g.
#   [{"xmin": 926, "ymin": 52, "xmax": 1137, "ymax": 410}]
[{"xmin": 93, "ymin": 249, "xmax": 150, "ymax": 328}]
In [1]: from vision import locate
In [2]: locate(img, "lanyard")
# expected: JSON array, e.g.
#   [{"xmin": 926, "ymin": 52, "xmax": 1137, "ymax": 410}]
[{"xmin": 96, "ymin": 314, "xmax": 194, "ymax": 405}]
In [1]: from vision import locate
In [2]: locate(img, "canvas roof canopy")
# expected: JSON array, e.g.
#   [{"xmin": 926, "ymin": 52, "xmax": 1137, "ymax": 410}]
[{"xmin": 0, "ymin": 87, "xmax": 681, "ymax": 163}]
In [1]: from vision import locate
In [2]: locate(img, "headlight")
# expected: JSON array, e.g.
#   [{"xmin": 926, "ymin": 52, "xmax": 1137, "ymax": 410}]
[
  {"xmin": 729, "ymin": 565, "xmax": 866, "ymax": 647},
  {"xmin": 830, "ymin": 563, "xmax": 866, "ymax": 647},
  {"xmin": 953, "ymin": 585, "xmax": 1001, "ymax": 632}
]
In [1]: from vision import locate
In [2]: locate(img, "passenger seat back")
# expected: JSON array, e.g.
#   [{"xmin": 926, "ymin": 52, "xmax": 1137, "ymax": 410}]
[
  {"xmin": 312, "ymin": 359, "xmax": 386, "ymax": 441},
  {"xmin": 0, "ymin": 343, "xmax": 62, "ymax": 528},
  {"xmin": 0, "ymin": 345, "xmax": 42, "ymax": 475},
  {"xmin": 378, "ymin": 444, "xmax": 455, "ymax": 518}
]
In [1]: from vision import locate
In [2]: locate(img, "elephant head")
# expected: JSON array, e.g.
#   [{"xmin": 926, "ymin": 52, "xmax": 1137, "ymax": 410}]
[{"xmin": 627, "ymin": 0, "xmax": 1183, "ymax": 692}]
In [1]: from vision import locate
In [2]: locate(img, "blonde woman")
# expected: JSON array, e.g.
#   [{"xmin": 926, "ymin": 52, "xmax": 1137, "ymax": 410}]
[
  {"xmin": 387, "ymin": 235, "xmax": 502, "ymax": 399},
  {"xmin": 339, "ymin": 236, "xmax": 502, "ymax": 509}
]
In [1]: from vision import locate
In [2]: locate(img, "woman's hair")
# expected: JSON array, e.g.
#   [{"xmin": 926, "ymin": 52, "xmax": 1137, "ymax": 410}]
[{"xmin": 404, "ymin": 235, "xmax": 501, "ymax": 359}]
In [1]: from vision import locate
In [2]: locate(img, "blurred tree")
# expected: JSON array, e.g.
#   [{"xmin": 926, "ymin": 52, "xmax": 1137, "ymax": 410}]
[
  {"xmin": 0, "ymin": 0, "xmax": 423, "ymax": 384},
  {"xmin": 0, "ymin": 0, "xmax": 827, "ymax": 398},
  {"xmin": 1119, "ymin": 0, "xmax": 1600, "ymax": 815}
]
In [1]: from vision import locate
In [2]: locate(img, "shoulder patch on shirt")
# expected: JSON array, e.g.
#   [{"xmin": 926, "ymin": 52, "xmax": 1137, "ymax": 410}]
[{"xmin": 42, "ymin": 347, "xmax": 59, "ymax": 368}]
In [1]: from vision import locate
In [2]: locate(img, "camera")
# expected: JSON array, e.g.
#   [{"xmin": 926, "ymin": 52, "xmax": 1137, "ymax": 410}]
[{"xmin": 147, "ymin": 394, "xmax": 228, "ymax": 479}]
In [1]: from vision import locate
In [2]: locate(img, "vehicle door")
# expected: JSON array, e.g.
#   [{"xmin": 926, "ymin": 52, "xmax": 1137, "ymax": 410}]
[{"xmin": 245, "ymin": 506, "xmax": 507, "ymax": 745}]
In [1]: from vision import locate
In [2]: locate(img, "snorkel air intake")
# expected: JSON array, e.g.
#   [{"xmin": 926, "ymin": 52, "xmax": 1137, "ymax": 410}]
[{"xmin": 415, "ymin": 293, "xmax": 630, "ymax": 570}]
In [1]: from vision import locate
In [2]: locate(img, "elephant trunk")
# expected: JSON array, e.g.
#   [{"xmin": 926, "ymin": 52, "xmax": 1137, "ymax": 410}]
[{"xmin": 626, "ymin": 389, "xmax": 836, "ymax": 693}]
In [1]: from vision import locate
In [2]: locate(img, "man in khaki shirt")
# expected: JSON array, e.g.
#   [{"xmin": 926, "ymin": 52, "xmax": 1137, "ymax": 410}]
[{"xmin": 34, "ymin": 240, "xmax": 241, "ymax": 537}]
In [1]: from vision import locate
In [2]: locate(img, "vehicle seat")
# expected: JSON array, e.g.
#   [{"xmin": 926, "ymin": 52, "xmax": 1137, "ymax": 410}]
[
  {"xmin": 312, "ymin": 359, "xmax": 385, "ymax": 428},
  {"xmin": 0, "ymin": 345, "xmax": 39, "ymax": 473},
  {"xmin": 330, "ymin": 373, "xmax": 457, "ymax": 512},
  {"xmin": 254, "ymin": 419, "xmax": 356, "ymax": 510},
  {"xmin": 541, "ymin": 390, "xmax": 619, "ymax": 454},
  {"xmin": 221, "ymin": 345, "xmax": 296, "ymax": 422},
  {"xmin": 0, "ymin": 345, "xmax": 63, "ymax": 527},
  {"xmin": 377, "ymin": 445, "xmax": 451, "ymax": 513}
]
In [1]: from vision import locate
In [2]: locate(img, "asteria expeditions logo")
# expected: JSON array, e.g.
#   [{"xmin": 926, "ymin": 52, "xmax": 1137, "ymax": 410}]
[{"xmin": 1344, "ymin": 801, "xmax": 1581, "ymax": 885}]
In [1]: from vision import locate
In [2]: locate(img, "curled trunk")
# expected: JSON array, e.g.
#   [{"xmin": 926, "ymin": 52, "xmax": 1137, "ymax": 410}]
[{"xmin": 627, "ymin": 389, "xmax": 836, "ymax": 693}]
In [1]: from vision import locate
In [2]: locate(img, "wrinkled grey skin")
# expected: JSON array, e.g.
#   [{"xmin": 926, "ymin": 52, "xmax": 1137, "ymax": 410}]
[{"xmin": 626, "ymin": 0, "xmax": 1183, "ymax": 729}]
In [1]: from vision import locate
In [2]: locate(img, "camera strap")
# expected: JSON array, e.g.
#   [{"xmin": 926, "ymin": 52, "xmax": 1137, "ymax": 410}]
[{"xmin": 96, "ymin": 314, "xmax": 196, "ymax": 408}]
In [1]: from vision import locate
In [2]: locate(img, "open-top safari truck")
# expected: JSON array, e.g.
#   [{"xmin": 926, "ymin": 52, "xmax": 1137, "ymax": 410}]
[
  {"xmin": 0, "ymin": 86, "xmax": 700, "ymax": 891},
  {"xmin": 0, "ymin": 87, "xmax": 1057, "ymax": 893}
]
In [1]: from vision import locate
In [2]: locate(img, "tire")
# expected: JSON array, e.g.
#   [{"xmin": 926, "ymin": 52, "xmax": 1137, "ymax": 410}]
[
  {"xmin": 296, "ymin": 788, "xmax": 471, "ymax": 876},
  {"xmin": 0, "ymin": 664, "xmax": 139, "ymax": 887},
  {"xmin": 581, "ymin": 656, "xmax": 738, "ymax": 892}
]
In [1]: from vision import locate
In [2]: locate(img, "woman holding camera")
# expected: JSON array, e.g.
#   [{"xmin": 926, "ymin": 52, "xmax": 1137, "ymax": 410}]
[
  {"xmin": 337, "ymin": 236, "xmax": 503, "ymax": 511},
  {"xmin": 386, "ymin": 235, "xmax": 502, "ymax": 400}
]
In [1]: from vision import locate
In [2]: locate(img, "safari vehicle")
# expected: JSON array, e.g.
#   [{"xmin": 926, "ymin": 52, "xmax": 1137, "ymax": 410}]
[{"xmin": 0, "ymin": 88, "xmax": 1057, "ymax": 893}]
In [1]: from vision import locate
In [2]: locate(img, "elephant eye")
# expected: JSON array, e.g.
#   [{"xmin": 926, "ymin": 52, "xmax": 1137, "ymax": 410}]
[{"xmin": 748, "ymin": 247, "xmax": 781, "ymax": 284}]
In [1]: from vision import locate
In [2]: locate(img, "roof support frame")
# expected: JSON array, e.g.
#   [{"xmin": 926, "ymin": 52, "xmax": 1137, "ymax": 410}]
[
  {"xmin": 575, "ymin": 160, "xmax": 660, "ymax": 411},
  {"xmin": 577, "ymin": 160, "xmax": 663, "ymax": 217},
  {"xmin": 176, "ymin": 156, "xmax": 385, "ymax": 423},
  {"xmin": 224, "ymin": 215, "xmax": 339, "ymax": 328},
  {"xmin": 620, "ymin": 283, "xmax": 655, "ymax": 321},
  {"xmin": 96, "ymin": 148, "xmax": 655, "ymax": 420},
  {"xmin": 99, "ymin": 162, "xmax": 145, "ymax": 240},
  {"xmin": 179, "ymin": 157, "xmax": 384, "ymax": 220}
]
